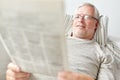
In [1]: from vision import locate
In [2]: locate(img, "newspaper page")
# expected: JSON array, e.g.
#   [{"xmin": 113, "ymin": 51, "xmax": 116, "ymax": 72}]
[{"xmin": 0, "ymin": 0, "xmax": 67, "ymax": 79}]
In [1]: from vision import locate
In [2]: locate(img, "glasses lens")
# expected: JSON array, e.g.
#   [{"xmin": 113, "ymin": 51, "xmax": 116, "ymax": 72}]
[{"xmin": 84, "ymin": 15, "xmax": 97, "ymax": 21}]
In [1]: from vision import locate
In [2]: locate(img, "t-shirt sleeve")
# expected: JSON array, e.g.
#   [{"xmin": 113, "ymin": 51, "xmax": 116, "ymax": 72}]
[{"xmin": 97, "ymin": 54, "xmax": 115, "ymax": 80}]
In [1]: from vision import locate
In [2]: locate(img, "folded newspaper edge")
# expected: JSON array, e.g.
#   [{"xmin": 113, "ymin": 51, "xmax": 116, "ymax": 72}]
[{"xmin": 0, "ymin": 34, "xmax": 15, "ymax": 63}]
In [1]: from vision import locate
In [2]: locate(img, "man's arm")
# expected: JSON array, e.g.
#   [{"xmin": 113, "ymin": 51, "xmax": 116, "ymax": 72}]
[
  {"xmin": 6, "ymin": 63, "xmax": 31, "ymax": 80},
  {"xmin": 57, "ymin": 71, "xmax": 95, "ymax": 80}
]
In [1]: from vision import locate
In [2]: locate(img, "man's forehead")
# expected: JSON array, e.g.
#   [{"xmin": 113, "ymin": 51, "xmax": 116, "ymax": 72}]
[{"xmin": 75, "ymin": 6, "xmax": 95, "ymax": 15}]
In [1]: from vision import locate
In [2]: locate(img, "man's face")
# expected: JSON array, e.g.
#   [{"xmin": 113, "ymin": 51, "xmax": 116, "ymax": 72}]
[{"xmin": 72, "ymin": 5, "xmax": 98, "ymax": 40}]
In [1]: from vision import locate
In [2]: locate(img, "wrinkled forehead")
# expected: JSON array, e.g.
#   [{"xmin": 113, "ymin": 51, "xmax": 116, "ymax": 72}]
[{"xmin": 75, "ymin": 5, "xmax": 95, "ymax": 16}]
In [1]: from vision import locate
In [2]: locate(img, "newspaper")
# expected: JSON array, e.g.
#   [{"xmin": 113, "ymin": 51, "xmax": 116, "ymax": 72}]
[{"xmin": 0, "ymin": 0, "xmax": 67, "ymax": 79}]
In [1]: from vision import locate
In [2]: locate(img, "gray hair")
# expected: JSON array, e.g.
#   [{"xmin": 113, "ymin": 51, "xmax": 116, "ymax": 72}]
[{"xmin": 74, "ymin": 2, "xmax": 100, "ymax": 20}]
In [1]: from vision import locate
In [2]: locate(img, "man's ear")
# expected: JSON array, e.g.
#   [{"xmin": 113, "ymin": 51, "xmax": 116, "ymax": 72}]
[
  {"xmin": 95, "ymin": 21, "xmax": 99, "ymax": 29},
  {"xmin": 94, "ymin": 21, "xmax": 99, "ymax": 32}
]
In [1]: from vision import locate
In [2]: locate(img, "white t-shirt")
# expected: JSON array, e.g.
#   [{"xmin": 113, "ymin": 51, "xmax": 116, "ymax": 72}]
[
  {"xmin": 28, "ymin": 37, "xmax": 115, "ymax": 80},
  {"xmin": 67, "ymin": 37, "xmax": 115, "ymax": 80}
]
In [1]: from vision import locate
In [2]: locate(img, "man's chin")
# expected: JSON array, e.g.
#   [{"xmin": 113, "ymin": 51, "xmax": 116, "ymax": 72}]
[{"xmin": 77, "ymin": 32, "xmax": 86, "ymax": 37}]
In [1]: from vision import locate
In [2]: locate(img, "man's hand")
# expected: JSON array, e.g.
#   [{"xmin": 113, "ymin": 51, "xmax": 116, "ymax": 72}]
[
  {"xmin": 57, "ymin": 71, "xmax": 94, "ymax": 80},
  {"xmin": 6, "ymin": 63, "xmax": 31, "ymax": 80}
]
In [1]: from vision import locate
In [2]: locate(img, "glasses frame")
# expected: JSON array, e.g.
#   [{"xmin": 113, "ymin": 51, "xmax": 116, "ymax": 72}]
[{"xmin": 73, "ymin": 15, "xmax": 98, "ymax": 21}]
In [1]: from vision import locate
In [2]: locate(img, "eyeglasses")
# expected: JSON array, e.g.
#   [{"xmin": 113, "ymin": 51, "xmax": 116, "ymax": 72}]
[{"xmin": 73, "ymin": 15, "xmax": 98, "ymax": 21}]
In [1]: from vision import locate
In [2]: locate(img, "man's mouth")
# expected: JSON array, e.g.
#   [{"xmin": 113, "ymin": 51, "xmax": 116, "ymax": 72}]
[
  {"xmin": 76, "ymin": 23, "xmax": 85, "ymax": 28},
  {"xmin": 76, "ymin": 25, "xmax": 85, "ymax": 28}
]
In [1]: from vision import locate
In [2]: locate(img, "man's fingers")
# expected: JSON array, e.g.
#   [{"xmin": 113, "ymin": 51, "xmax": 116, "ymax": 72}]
[
  {"xmin": 15, "ymin": 72, "xmax": 30, "ymax": 78},
  {"xmin": 6, "ymin": 69, "xmax": 30, "ymax": 78},
  {"xmin": 6, "ymin": 75, "xmax": 15, "ymax": 80},
  {"xmin": 6, "ymin": 69, "xmax": 16, "ymax": 77},
  {"xmin": 7, "ymin": 63, "xmax": 20, "ymax": 72},
  {"xmin": 6, "ymin": 75, "xmax": 30, "ymax": 80}
]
